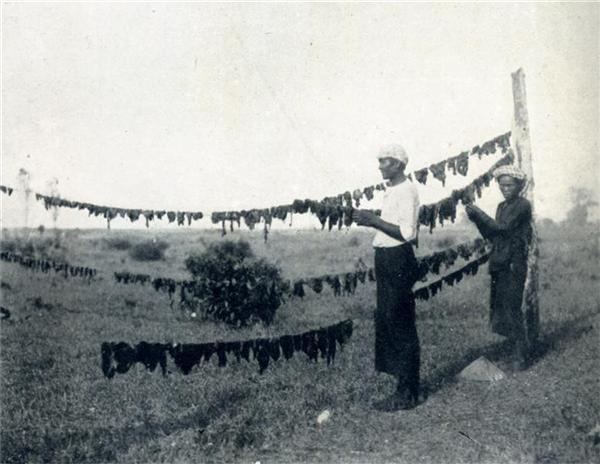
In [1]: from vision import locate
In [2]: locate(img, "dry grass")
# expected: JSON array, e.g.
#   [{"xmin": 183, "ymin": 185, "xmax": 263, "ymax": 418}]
[{"xmin": 0, "ymin": 224, "xmax": 598, "ymax": 463}]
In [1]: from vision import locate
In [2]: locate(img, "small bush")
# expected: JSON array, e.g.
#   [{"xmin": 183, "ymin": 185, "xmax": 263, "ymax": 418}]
[
  {"xmin": 104, "ymin": 237, "xmax": 133, "ymax": 251},
  {"xmin": 129, "ymin": 240, "xmax": 169, "ymax": 261},
  {"xmin": 185, "ymin": 240, "xmax": 285, "ymax": 326}
]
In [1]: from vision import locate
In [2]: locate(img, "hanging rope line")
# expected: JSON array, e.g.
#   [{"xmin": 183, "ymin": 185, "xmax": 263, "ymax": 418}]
[
  {"xmin": 114, "ymin": 272, "xmax": 195, "ymax": 303},
  {"xmin": 0, "ymin": 186, "xmax": 13, "ymax": 196},
  {"xmin": 2, "ymin": 237, "xmax": 490, "ymax": 304},
  {"xmin": 99, "ymin": 254, "xmax": 488, "ymax": 378},
  {"xmin": 102, "ymin": 257, "xmax": 489, "ymax": 378},
  {"xmin": 39, "ymin": 194, "xmax": 203, "ymax": 229},
  {"xmin": 0, "ymin": 251, "xmax": 97, "ymax": 280},
  {"xmin": 111, "ymin": 238, "xmax": 489, "ymax": 300},
  {"xmin": 211, "ymin": 150, "xmax": 514, "ymax": 243},
  {"xmin": 412, "ymin": 132, "xmax": 511, "ymax": 186},
  {"xmin": 0, "ymin": 132, "xmax": 510, "ymax": 231},
  {"xmin": 414, "ymin": 253, "xmax": 489, "ymax": 301},
  {"xmin": 101, "ymin": 319, "xmax": 354, "ymax": 377},
  {"xmin": 417, "ymin": 150, "xmax": 513, "ymax": 233},
  {"xmin": 0, "ymin": 187, "xmax": 204, "ymax": 229},
  {"xmin": 286, "ymin": 238, "xmax": 489, "ymax": 298},
  {"xmin": 210, "ymin": 133, "xmax": 511, "ymax": 235}
]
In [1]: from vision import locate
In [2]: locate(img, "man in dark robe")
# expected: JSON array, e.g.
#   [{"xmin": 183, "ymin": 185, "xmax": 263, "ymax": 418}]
[{"xmin": 466, "ymin": 165, "xmax": 532, "ymax": 370}]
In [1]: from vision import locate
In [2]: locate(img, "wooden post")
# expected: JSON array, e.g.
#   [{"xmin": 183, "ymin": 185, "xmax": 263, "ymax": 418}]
[{"xmin": 511, "ymin": 68, "xmax": 540, "ymax": 347}]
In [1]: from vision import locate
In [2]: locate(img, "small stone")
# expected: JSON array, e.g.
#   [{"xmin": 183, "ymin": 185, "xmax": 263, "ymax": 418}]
[
  {"xmin": 458, "ymin": 356, "xmax": 506, "ymax": 382},
  {"xmin": 317, "ymin": 409, "xmax": 331, "ymax": 425}
]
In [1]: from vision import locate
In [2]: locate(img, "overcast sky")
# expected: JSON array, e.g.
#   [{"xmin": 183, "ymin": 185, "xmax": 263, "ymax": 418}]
[{"xmin": 2, "ymin": 3, "xmax": 598, "ymax": 229}]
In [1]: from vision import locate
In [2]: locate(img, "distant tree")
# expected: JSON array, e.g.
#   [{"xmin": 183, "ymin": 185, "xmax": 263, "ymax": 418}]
[
  {"xmin": 37, "ymin": 225, "xmax": 45, "ymax": 235},
  {"xmin": 564, "ymin": 187, "xmax": 598, "ymax": 226}
]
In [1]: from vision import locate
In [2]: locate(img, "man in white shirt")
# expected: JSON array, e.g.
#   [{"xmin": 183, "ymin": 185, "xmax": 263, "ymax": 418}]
[{"xmin": 355, "ymin": 144, "xmax": 421, "ymax": 411}]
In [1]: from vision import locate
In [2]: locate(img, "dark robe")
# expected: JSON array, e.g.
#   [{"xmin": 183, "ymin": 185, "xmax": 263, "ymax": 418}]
[
  {"xmin": 374, "ymin": 244, "xmax": 420, "ymax": 398},
  {"xmin": 470, "ymin": 197, "xmax": 532, "ymax": 340}
]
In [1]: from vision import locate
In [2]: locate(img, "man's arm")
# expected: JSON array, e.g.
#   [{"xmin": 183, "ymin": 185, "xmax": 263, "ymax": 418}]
[
  {"xmin": 354, "ymin": 210, "xmax": 407, "ymax": 242},
  {"xmin": 466, "ymin": 201, "xmax": 531, "ymax": 238}
]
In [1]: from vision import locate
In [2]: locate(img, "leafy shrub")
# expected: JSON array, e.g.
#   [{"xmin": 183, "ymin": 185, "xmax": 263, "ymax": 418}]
[
  {"xmin": 129, "ymin": 239, "xmax": 169, "ymax": 261},
  {"xmin": 185, "ymin": 240, "xmax": 286, "ymax": 326},
  {"xmin": 104, "ymin": 237, "xmax": 133, "ymax": 251}
]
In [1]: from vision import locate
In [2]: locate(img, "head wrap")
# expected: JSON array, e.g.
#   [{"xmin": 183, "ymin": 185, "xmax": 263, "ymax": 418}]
[
  {"xmin": 493, "ymin": 165, "xmax": 527, "ymax": 181},
  {"xmin": 493, "ymin": 165, "xmax": 529, "ymax": 196},
  {"xmin": 377, "ymin": 144, "xmax": 409, "ymax": 165}
]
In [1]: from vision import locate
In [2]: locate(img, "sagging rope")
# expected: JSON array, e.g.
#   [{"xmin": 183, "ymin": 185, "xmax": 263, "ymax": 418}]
[
  {"xmin": 0, "ymin": 251, "xmax": 97, "ymax": 280},
  {"xmin": 210, "ymin": 149, "xmax": 514, "ymax": 242},
  {"xmin": 0, "ymin": 187, "xmax": 203, "ymax": 229},
  {"xmin": 1, "ymin": 236, "xmax": 490, "ymax": 303},
  {"xmin": 286, "ymin": 238, "xmax": 489, "ymax": 298},
  {"xmin": 0, "ymin": 132, "xmax": 510, "ymax": 231},
  {"xmin": 110, "ymin": 238, "xmax": 490, "ymax": 301},
  {"xmin": 101, "ymin": 319, "xmax": 353, "ymax": 377},
  {"xmin": 414, "ymin": 253, "xmax": 489, "ymax": 301},
  {"xmin": 211, "ymin": 134, "xmax": 512, "ymax": 235}
]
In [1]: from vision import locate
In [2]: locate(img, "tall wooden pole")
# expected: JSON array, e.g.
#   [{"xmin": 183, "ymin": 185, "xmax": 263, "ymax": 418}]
[{"xmin": 511, "ymin": 68, "xmax": 540, "ymax": 347}]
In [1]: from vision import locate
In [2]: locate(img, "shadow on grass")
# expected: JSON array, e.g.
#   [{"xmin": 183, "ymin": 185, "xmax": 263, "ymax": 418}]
[
  {"xmin": 529, "ymin": 312, "xmax": 597, "ymax": 366},
  {"xmin": 1, "ymin": 387, "xmax": 251, "ymax": 464},
  {"xmin": 423, "ymin": 311, "xmax": 597, "ymax": 397}
]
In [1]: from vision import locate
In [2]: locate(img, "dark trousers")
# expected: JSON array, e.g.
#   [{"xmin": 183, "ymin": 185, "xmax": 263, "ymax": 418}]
[
  {"xmin": 374, "ymin": 245, "xmax": 420, "ymax": 398},
  {"xmin": 490, "ymin": 267, "xmax": 527, "ymax": 343}
]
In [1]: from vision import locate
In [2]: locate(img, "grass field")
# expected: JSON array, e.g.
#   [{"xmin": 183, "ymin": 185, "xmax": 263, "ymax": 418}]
[{"xmin": 1, "ymin": 224, "xmax": 598, "ymax": 463}]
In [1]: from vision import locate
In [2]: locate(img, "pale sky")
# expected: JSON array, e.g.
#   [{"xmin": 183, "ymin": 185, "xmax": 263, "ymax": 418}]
[{"xmin": 2, "ymin": 3, "xmax": 598, "ymax": 229}]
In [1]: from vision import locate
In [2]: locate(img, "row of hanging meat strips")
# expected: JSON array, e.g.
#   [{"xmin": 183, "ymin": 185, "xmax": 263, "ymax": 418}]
[
  {"xmin": 411, "ymin": 131, "xmax": 511, "ymax": 186},
  {"xmin": 210, "ymin": 132, "xmax": 511, "ymax": 234},
  {"xmin": 103, "ymin": 258, "xmax": 490, "ymax": 380},
  {"xmin": 32, "ymin": 193, "xmax": 204, "ymax": 228},
  {"xmin": 0, "ymin": 185, "xmax": 203, "ymax": 228},
  {"xmin": 101, "ymin": 319, "xmax": 353, "ymax": 377},
  {"xmin": 414, "ymin": 254, "xmax": 490, "ymax": 301},
  {"xmin": 0, "ymin": 133, "xmax": 510, "ymax": 230},
  {"xmin": 111, "ymin": 238, "xmax": 490, "ymax": 303},
  {"xmin": 210, "ymin": 187, "xmax": 385, "ymax": 236},
  {"xmin": 0, "ymin": 251, "xmax": 97, "ymax": 279},
  {"xmin": 287, "ymin": 238, "xmax": 490, "ymax": 298},
  {"xmin": 0, "ymin": 185, "xmax": 13, "ymax": 196},
  {"xmin": 418, "ymin": 150, "xmax": 514, "ymax": 233}
]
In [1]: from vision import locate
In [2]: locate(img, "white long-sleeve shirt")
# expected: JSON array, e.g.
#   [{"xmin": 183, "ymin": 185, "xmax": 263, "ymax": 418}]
[{"xmin": 372, "ymin": 179, "xmax": 420, "ymax": 247}]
